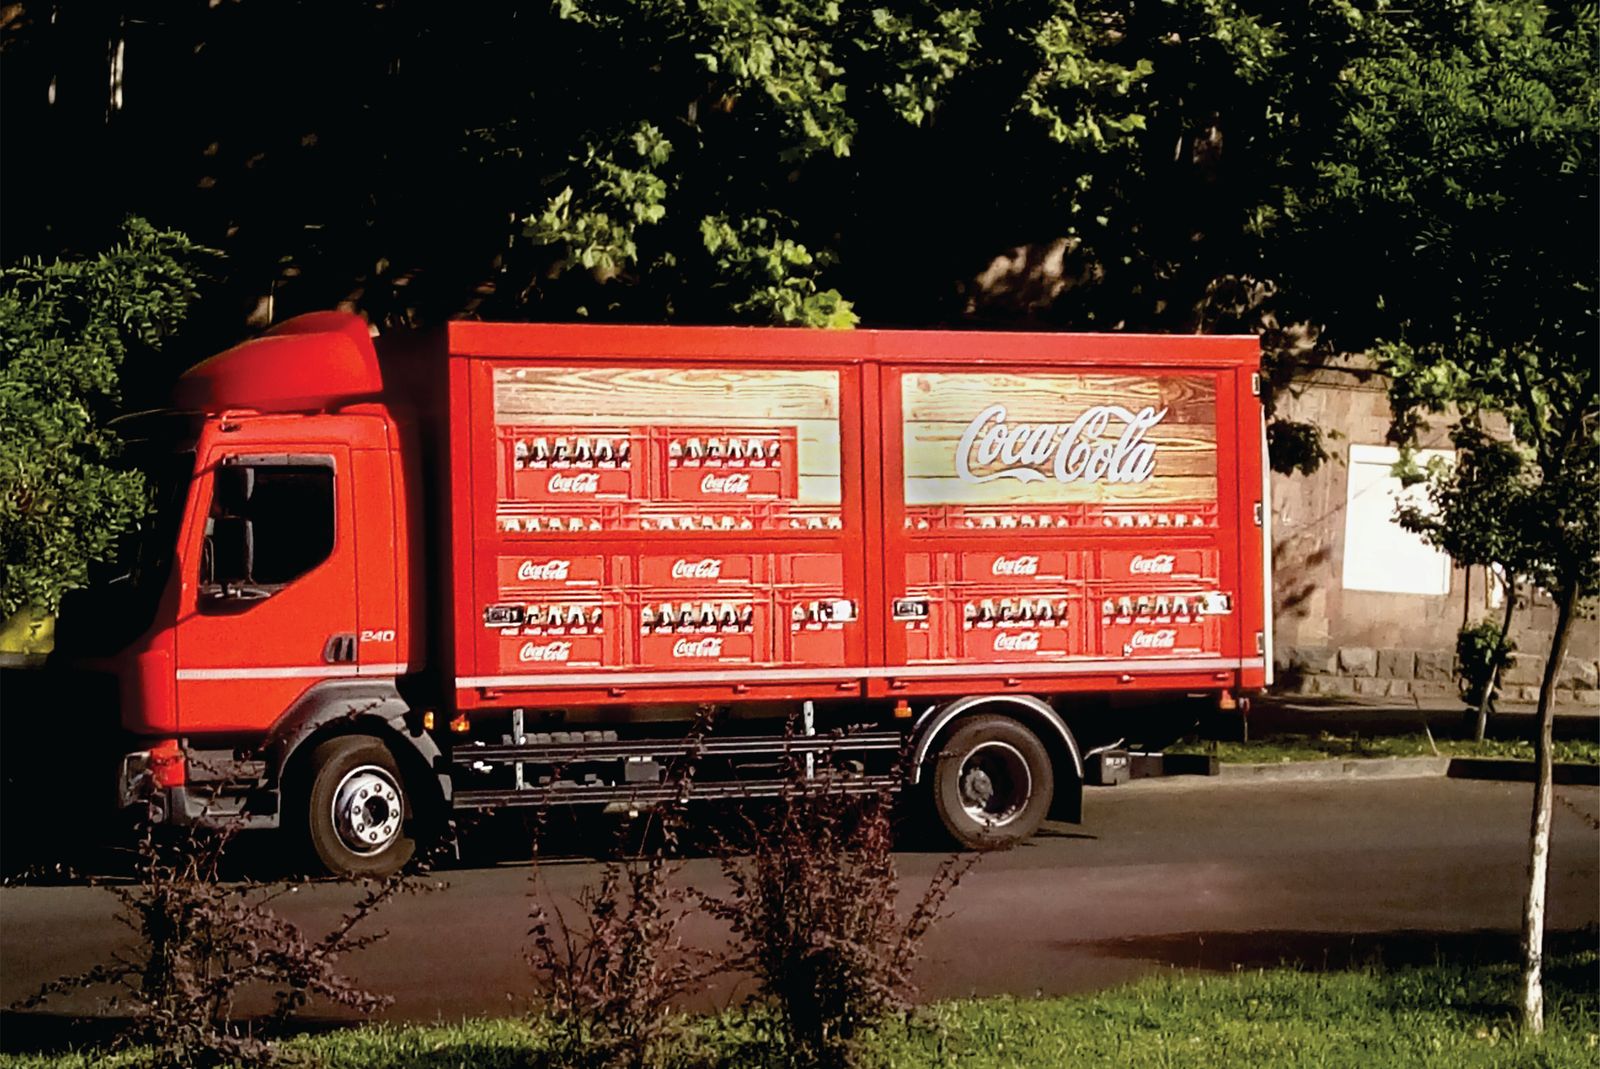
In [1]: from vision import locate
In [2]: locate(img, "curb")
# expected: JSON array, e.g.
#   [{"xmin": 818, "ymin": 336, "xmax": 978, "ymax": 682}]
[
  {"xmin": 1113, "ymin": 755, "xmax": 1600, "ymax": 787},
  {"xmin": 1446, "ymin": 758, "xmax": 1600, "ymax": 787},
  {"xmin": 1216, "ymin": 755, "xmax": 1450, "ymax": 783}
]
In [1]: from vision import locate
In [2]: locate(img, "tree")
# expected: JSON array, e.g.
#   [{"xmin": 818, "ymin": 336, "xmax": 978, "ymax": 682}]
[
  {"xmin": 1, "ymin": 1, "xmax": 1392, "ymax": 472},
  {"xmin": 0, "ymin": 217, "xmax": 217, "ymax": 625},
  {"xmin": 1395, "ymin": 428, "xmax": 1533, "ymax": 740},
  {"xmin": 1302, "ymin": 0, "xmax": 1597, "ymax": 1033}
]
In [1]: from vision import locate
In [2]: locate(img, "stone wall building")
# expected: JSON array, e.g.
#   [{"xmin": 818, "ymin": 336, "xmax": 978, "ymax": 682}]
[{"xmin": 1267, "ymin": 366, "xmax": 1598, "ymax": 707}]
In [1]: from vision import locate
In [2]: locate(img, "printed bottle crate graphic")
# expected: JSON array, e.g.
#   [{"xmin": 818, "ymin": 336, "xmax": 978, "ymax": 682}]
[
  {"xmin": 956, "ymin": 591, "xmax": 1079, "ymax": 661},
  {"xmin": 1093, "ymin": 585, "xmax": 1229, "ymax": 658},
  {"xmin": 496, "ymin": 504, "xmax": 635, "ymax": 535},
  {"xmin": 1087, "ymin": 503, "xmax": 1219, "ymax": 530},
  {"xmin": 781, "ymin": 593, "xmax": 856, "ymax": 666},
  {"xmin": 634, "ymin": 594, "xmax": 768, "ymax": 667},
  {"xmin": 1100, "ymin": 620, "xmax": 1217, "ymax": 658},
  {"xmin": 775, "ymin": 553, "xmax": 845, "ymax": 586},
  {"xmin": 493, "ymin": 597, "xmax": 619, "ymax": 671},
  {"xmin": 501, "ymin": 426, "xmax": 645, "ymax": 502},
  {"xmin": 636, "ymin": 552, "xmax": 765, "ymax": 588},
  {"xmin": 653, "ymin": 426, "xmax": 798, "ymax": 502},
  {"xmin": 892, "ymin": 592, "xmax": 940, "ymax": 663},
  {"xmin": 955, "ymin": 550, "xmax": 1079, "ymax": 584},
  {"xmin": 496, "ymin": 553, "xmax": 607, "ymax": 596},
  {"xmin": 1097, "ymin": 547, "xmax": 1215, "ymax": 583}
]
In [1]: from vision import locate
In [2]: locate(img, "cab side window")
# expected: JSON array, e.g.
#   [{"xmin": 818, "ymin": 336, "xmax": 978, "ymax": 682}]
[{"xmin": 202, "ymin": 458, "xmax": 335, "ymax": 601}]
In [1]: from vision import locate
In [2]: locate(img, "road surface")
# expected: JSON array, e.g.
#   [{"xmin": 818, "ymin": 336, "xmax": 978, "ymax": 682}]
[{"xmin": 2, "ymin": 775, "xmax": 1596, "ymax": 1046}]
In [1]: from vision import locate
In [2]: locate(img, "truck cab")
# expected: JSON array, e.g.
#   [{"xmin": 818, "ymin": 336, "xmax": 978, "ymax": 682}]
[{"xmin": 84, "ymin": 314, "xmax": 440, "ymax": 875}]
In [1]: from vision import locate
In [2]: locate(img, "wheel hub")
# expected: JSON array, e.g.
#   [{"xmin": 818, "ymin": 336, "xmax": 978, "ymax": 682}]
[
  {"xmin": 331, "ymin": 765, "xmax": 403, "ymax": 856},
  {"xmin": 957, "ymin": 741, "xmax": 1031, "ymax": 827}
]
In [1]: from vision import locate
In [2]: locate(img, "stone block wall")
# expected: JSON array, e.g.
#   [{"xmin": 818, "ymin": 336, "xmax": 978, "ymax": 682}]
[
  {"xmin": 1267, "ymin": 366, "xmax": 1600, "ymax": 708},
  {"xmin": 1274, "ymin": 644, "xmax": 1600, "ymax": 706}
]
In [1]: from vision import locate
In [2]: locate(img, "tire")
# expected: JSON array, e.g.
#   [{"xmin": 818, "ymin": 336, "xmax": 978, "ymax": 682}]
[
  {"xmin": 300, "ymin": 735, "xmax": 417, "ymax": 878},
  {"xmin": 929, "ymin": 714, "xmax": 1053, "ymax": 850}
]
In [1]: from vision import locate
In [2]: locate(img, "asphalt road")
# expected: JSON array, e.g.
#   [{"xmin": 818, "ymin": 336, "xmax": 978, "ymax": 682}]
[{"xmin": 2, "ymin": 775, "xmax": 1597, "ymax": 1042}]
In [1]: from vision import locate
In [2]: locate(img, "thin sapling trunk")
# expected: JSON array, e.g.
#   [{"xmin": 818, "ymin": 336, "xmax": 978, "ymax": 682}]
[{"xmin": 1519, "ymin": 578, "xmax": 1578, "ymax": 1035}]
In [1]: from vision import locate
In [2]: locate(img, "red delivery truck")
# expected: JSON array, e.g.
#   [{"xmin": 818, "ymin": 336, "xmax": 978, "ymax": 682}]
[{"xmin": 85, "ymin": 313, "xmax": 1270, "ymax": 876}]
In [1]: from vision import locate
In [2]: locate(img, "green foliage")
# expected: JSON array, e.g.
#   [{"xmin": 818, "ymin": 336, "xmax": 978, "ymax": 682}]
[
  {"xmin": 0, "ymin": 218, "xmax": 216, "ymax": 618},
  {"xmin": 1305, "ymin": 0, "xmax": 1598, "ymax": 605},
  {"xmin": 1456, "ymin": 618, "xmax": 1517, "ymax": 709}
]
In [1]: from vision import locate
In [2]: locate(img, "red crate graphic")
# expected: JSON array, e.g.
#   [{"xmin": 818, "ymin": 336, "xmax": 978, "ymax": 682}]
[
  {"xmin": 1099, "ymin": 548, "xmax": 1212, "ymax": 582},
  {"xmin": 652, "ymin": 426, "xmax": 798, "ymax": 503},
  {"xmin": 501, "ymin": 426, "xmax": 645, "ymax": 503},
  {"xmin": 958, "ymin": 625, "xmax": 1074, "ymax": 661},
  {"xmin": 665, "ymin": 467, "xmax": 788, "ymax": 502},
  {"xmin": 1101, "ymin": 620, "xmax": 1216, "ymax": 658},
  {"xmin": 496, "ymin": 554, "xmax": 606, "ymax": 595},
  {"xmin": 957, "ymin": 550, "xmax": 1076, "ymax": 583},
  {"xmin": 776, "ymin": 553, "xmax": 845, "ymax": 586},
  {"xmin": 514, "ymin": 467, "xmax": 635, "ymax": 502},
  {"xmin": 498, "ymin": 632, "xmax": 608, "ymax": 670},
  {"xmin": 638, "ymin": 553, "xmax": 762, "ymax": 587},
  {"xmin": 632, "ymin": 596, "xmax": 770, "ymax": 668}
]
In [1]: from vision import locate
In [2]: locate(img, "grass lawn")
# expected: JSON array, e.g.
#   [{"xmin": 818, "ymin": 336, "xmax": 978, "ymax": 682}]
[
  {"xmin": 1167, "ymin": 731, "xmax": 1600, "ymax": 765},
  {"xmin": 4, "ymin": 954, "xmax": 1595, "ymax": 1068}
]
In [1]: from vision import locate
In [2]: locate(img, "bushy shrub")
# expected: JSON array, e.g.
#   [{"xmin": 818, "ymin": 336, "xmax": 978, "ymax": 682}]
[
  {"xmin": 1456, "ymin": 618, "xmax": 1516, "ymax": 709},
  {"xmin": 526, "ymin": 812, "xmax": 708, "ymax": 1069},
  {"xmin": 703, "ymin": 774, "xmax": 974, "ymax": 1069}
]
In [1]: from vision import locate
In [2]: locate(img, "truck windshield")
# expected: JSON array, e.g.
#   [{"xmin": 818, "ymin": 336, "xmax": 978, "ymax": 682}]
[{"xmin": 53, "ymin": 432, "xmax": 198, "ymax": 656}]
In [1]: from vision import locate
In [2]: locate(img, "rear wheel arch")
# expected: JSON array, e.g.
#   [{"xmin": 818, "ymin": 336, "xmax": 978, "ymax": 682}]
[{"xmin": 910, "ymin": 694, "xmax": 1084, "ymax": 824}]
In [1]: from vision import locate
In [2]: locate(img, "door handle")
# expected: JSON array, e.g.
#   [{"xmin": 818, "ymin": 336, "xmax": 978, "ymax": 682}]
[{"xmin": 323, "ymin": 633, "xmax": 357, "ymax": 664}]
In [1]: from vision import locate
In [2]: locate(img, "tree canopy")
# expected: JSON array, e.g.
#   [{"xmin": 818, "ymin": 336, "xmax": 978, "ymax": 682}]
[{"xmin": 0, "ymin": 219, "xmax": 217, "ymax": 618}]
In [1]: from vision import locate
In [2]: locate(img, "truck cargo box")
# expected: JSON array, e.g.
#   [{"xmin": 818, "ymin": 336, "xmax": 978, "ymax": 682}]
[{"xmin": 447, "ymin": 324, "xmax": 1267, "ymax": 712}]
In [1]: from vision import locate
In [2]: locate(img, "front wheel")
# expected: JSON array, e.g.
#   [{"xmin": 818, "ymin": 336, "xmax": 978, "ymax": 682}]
[
  {"xmin": 301, "ymin": 736, "xmax": 417, "ymax": 877},
  {"xmin": 929, "ymin": 715, "xmax": 1053, "ymax": 850}
]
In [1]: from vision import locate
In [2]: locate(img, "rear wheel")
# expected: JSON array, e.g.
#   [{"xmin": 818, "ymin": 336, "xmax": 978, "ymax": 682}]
[
  {"xmin": 929, "ymin": 714, "xmax": 1053, "ymax": 849},
  {"xmin": 301, "ymin": 736, "xmax": 417, "ymax": 877}
]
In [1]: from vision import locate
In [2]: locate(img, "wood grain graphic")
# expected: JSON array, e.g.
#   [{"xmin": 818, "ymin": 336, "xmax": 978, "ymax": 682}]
[{"xmin": 902, "ymin": 371, "xmax": 1217, "ymax": 506}]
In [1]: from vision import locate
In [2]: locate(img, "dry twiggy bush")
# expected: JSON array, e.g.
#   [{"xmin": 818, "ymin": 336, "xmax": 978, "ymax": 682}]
[
  {"xmin": 20, "ymin": 810, "xmax": 430, "ymax": 1068},
  {"xmin": 702, "ymin": 767, "xmax": 975, "ymax": 1069},
  {"xmin": 526, "ymin": 804, "xmax": 710, "ymax": 1069}
]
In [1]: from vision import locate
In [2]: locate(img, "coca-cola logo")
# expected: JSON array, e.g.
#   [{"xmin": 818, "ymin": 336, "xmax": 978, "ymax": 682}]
[
  {"xmin": 547, "ymin": 472, "xmax": 600, "ymax": 494},
  {"xmin": 992, "ymin": 555, "xmax": 1039, "ymax": 576},
  {"xmin": 517, "ymin": 559, "xmax": 571, "ymax": 581},
  {"xmin": 671, "ymin": 558, "xmax": 723, "ymax": 579},
  {"xmin": 1129, "ymin": 553, "xmax": 1176, "ymax": 575},
  {"xmin": 519, "ymin": 640, "xmax": 572, "ymax": 663},
  {"xmin": 956, "ymin": 404, "xmax": 1167, "ymax": 485},
  {"xmin": 672, "ymin": 637, "xmax": 724, "ymax": 658},
  {"xmin": 993, "ymin": 631, "xmax": 1041, "ymax": 652},
  {"xmin": 700, "ymin": 472, "xmax": 752, "ymax": 495},
  {"xmin": 1127, "ymin": 628, "xmax": 1178, "ymax": 651}
]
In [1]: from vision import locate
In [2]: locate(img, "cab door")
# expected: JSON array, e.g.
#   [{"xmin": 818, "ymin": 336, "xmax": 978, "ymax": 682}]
[{"xmin": 174, "ymin": 448, "xmax": 359, "ymax": 734}]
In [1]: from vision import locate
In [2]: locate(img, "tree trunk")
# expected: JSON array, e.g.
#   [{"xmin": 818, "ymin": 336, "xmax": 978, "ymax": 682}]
[
  {"xmin": 1474, "ymin": 573, "xmax": 1517, "ymax": 743},
  {"xmin": 1519, "ymin": 578, "xmax": 1578, "ymax": 1034}
]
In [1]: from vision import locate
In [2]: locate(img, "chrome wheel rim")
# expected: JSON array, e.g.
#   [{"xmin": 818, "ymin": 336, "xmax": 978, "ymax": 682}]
[
  {"xmin": 957, "ymin": 741, "xmax": 1031, "ymax": 827},
  {"xmin": 331, "ymin": 765, "xmax": 404, "ymax": 856}
]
